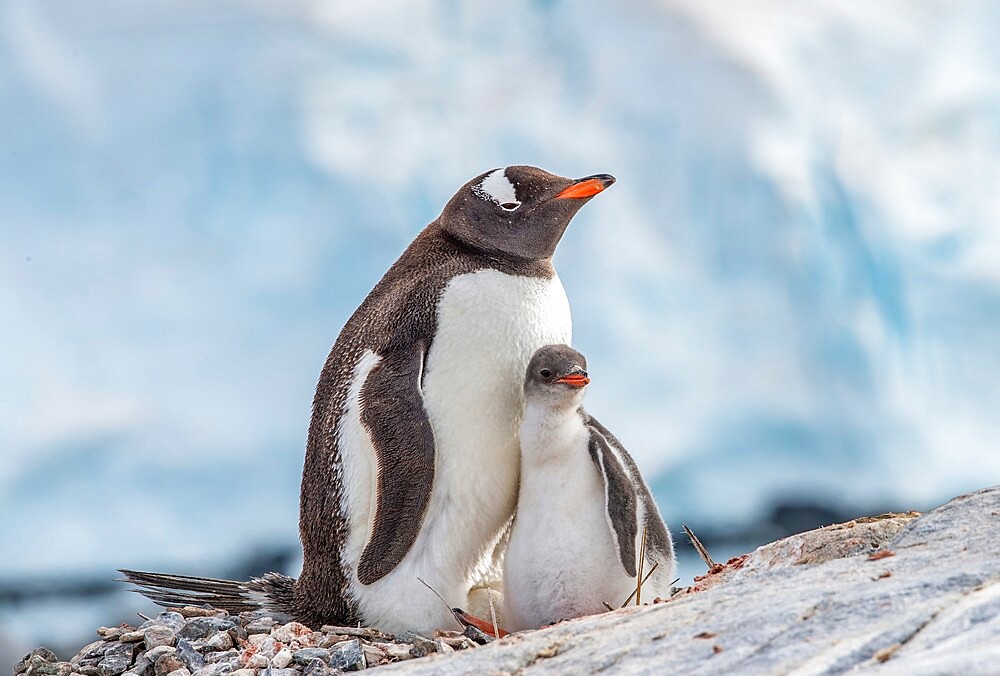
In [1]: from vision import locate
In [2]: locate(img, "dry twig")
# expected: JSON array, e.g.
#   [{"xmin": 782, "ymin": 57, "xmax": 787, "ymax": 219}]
[
  {"xmin": 683, "ymin": 524, "xmax": 717, "ymax": 570},
  {"xmin": 619, "ymin": 561, "xmax": 660, "ymax": 608},
  {"xmin": 417, "ymin": 577, "xmax": 452, "ymax": 613},
  {"xmin": 420, "ymin": 577, "xmax": 507, "ymax": 638},
  {"xmin": 867, "ymin": 550, "xmax": 896, "ymax": 561},
  {"xmin": 635, "ymin": 526, "xmax": 648, "ymax": 606},
  {"xmin": 486, "ymin": 586, "xmax": 499, "ymax": 641}
]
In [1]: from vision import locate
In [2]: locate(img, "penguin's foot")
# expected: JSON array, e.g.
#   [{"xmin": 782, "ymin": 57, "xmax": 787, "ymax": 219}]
[{"xmin": 452, "ymin": 607, "xmax": 509, "ymax": 638}]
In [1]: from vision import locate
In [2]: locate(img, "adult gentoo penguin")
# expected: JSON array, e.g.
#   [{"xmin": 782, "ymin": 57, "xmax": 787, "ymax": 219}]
[
  {"xmin": 503, "ymin": 345, "xmax": 675, "ymax": 631},
  {"xmin": 122, "ymin": 166, "xmax": 615, "ymax": 635}
]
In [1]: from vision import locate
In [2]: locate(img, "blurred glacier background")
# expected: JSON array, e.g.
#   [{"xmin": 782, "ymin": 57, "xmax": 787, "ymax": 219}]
[{"xmin": 2, "ymin": 0, "xmax": 999, "ymax": 661}]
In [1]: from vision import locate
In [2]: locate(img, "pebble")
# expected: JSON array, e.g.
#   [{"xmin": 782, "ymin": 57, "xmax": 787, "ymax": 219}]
[
  {"xmin": 263, "ymin": 669, "xmax": 298, "ymax": 676},
  {"xmin": 316, "ymin": 634, "xmax": 350, "ymax": 649},
  {"xmin": 98, "ymin": 642, "xmax": 136, "ymax": 676},
  {"xmin": 153, "ymin": 614, "xmax": 186, "ymax": 633},
  {"xmin": 463, "ymin": 624, "xmax": 494, "ymax": 645},
  {"xmin": 251, "ymin": 636, "xmax": 279, "ymax": 659},
  {"xmin": 173, "ymin": 607, "xmax": 222, "ymax": 618},
  {"xmin": 98, "ymin": 627, "xmax": 130, "ymax": 640},
  {"xmin": 360, "ymin": 644, "xmax": 387, "ymax": 666},
  {"xmin": 72, "ymin": 640, "xmax": 111, "ymax": 665},
  {"xmin": 227, "ymin": 625, "xmax": 248, "ymax": 643},
  {"xmin": 404, "ymin": 633, "xmax": 438, "ymax": 658},
  {"xmin": 436, "ymin": 633, "xmax": 476, "ymax": 650},
  {"xmin": 31, "ymin": 608, "xmax": 484, "ymax": 676},
  {"xmin": 377, "ymin": 643, "xmax": 415, "ymax": 661},
  {"xmin": 204, "ymin": 650, "xmax": 239, "ymax": 664},
  {"xmin": 244, "ymin": 618, "xmax": 277, "ymax": 635},
  {"xmin": 247, "ymin": 634, "xmax": 270, "ymax": 647},
  {"xmin": 298, "ymin": 659, "xmax": 335, "ymax": 676},
  {"xmin": 143, "ymin": 626, "xmax": 176, "ymax": 650},
  {"xmin": 330, "ymin": 639, "xmax": 366, "ymax": 671},
  {"xmin": 271, "ymin": 622, "xmax": 312, "ymax": 645},
  {"xmin": 319, "ymin": 626, "xmax": 392, "ymax": 641},
  {"xmin": 153, "ymin": 654, "xmax": 185, "ymax": 676},
  {"xmin": 245, "ymin": 654, "xmax": 269, "ymax": 670},
  {"xmin": 178, "ymin": 618, "xmax": 237, "ymax": 641},
  {"xmin": 191, "ymin": 666, "xmax": 231, "ymax": 676},
  {"xmin": 205, "ymin": 631, "xmax": 233, "ymax": 652},
  {"xmin": 271, "ymin": 648, "xmax": 293, "ymax": 669},
  {"xmin": 143, "ymin": 647, "xmax": 176, "ymax": 663},
  {"xmin": 14, "ymin": 652, "xmax": 74, "ymax": 676},
  {"xmin": 174, "ymin": 639, "xmax": 205, "ymax": 672},
  {"xmin": 16, "ymin": 647, "xmax": 60, "ymax": 674},
  {"xmin": 291, "ymin": 648, "xmax": 330, "ymax": 666},
  {"xmin": 124, "ymin": 655, "xmax": 154, "ymax": 676}
]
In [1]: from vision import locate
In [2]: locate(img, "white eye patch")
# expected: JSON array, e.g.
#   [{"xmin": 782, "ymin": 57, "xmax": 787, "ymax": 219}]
[{"xmin": 472, "ymin": 168, "xmax": 521, "ymax": 210}]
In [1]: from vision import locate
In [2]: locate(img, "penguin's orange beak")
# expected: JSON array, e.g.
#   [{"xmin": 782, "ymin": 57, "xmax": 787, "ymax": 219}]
[
  {"xmin": 556, "ymin": 174, "xmax": 616, "ymax": 199},
  {"xmin": 557, "ymin": 372, "xmax": 590, "ymax": 388}
]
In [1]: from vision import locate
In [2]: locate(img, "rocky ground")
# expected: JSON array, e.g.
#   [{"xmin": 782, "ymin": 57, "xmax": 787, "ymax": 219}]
[
  {"xmin": 14, "ymin": 486, "xmax": 1000, "ymax": 675},
  {"xmin": 11, "ymin": 611, "xmax": 491, "ymax": 676}
]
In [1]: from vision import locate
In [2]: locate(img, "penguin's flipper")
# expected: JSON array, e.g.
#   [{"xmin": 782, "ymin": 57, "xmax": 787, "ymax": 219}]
[
  {"xmin": 587, "ymin": 429, "xmax": 639, "ymax": 578},
  {"xmin": 356, "ymin": 343, "xmax": 436, "ymax": 585},
  {"xmin": 585, "ymin": 415, "xmax": 674, "ymax": 567}
]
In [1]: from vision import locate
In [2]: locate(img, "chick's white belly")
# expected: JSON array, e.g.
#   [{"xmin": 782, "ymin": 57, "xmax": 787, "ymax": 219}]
[{"xmin": 504, "ymin": 471, "xmax": 630, "ymax": 630}]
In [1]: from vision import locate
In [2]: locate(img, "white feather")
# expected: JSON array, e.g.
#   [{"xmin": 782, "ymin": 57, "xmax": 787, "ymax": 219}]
[
  {"xmin": 338, "ymin": 349, "xmax": 382, "ymax": 586},
  {"xmin": 473, "ymin": 168, "xmax": 520, "ymax": 208},
  {"xmin": 338, "ymin": 268, "xmax": 571, "ymax": 635},
  {"xmin": 503, "ymin": 402, "xmax": 675, "ymax": 631}
]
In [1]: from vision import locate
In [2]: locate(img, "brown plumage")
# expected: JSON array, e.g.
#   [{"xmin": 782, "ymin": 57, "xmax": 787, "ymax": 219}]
[{"xmin": 121, "ymin": 167, "xmax": 615, "ymax": 631}]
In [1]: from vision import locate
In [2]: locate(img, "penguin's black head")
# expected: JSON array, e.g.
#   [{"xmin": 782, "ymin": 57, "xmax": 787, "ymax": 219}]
[
  {"xmin": 440, "ymin": 166, "xmax": 615, "ymax": 260},
  {"xmin": 525, "ymin": 344, "xmax": 590, "ymax": 405}
]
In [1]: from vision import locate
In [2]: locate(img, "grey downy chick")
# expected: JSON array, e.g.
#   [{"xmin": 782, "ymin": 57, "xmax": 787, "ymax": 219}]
[{"xmin": 503, "ymin": 344, "xmax": 676, "ymax": 631}]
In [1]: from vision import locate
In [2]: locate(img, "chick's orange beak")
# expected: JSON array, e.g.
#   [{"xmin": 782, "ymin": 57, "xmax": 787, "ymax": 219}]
[
  {"xmin": 557, "ymin": 373, "xmax": 590, "ymax": 388},
  {"xmin": 556, "ymin": 174, "xmax": 616, "ymax": 199}
]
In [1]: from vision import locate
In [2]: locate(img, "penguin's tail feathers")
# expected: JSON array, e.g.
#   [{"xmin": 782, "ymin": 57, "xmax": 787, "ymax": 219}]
[{"xmin": 118, "ymin": 569, "xmax": 297, "ymax": 620}]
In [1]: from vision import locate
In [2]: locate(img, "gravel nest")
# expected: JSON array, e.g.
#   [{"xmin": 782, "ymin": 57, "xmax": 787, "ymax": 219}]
[{"xmin": 13, "ymin": 606, "xmax": 493, "ymax": 676}]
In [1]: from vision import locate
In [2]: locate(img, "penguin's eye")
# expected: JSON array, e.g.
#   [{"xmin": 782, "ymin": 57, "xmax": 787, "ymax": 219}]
[
  {"xmin": 499, "ymin": 202, "xmax": 520, "ymax": 211},
  {"xmin": 540, "ymin": 368, "xmax": 552, "ymax": 378}
]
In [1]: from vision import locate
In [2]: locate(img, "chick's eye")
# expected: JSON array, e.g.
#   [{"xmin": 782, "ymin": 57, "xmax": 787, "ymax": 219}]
[
  {"xmin": 499, "ymin": 202, "xmax": 520, "ymax": 211},
  {"xmin": 540, "ymin": 368, "xmax": 552, "ymax": 378}
]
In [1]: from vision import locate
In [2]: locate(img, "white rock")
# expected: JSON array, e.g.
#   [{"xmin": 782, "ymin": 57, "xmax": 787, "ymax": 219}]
[
  {"xmin": 368, "ymin": 487, "xmax": 1000, "ymax": 674},
  {"xmin": 270, "ymin": 648, "xmax": 292, "ymax": 669},
  {"xmin": 377, "ymin": 643, "xmax": 415, "ymax": 661},
  {"xmin": 203, "ymin": 632, "xmax": 232, "ymax": 652},
  {"xmin": 144, "ymin": 646, "xmax": 176, "ymax": 662},
  {"xmin": 271, "ymin": 622, "xmax": 312, "ymax": 645},
  {"xmin": 143, "ymin": 626, "xmax": 176, "ymax": 650},
  {"xmin": 245, "ymin": 654, "xmax": 268, "ymax": 670}
]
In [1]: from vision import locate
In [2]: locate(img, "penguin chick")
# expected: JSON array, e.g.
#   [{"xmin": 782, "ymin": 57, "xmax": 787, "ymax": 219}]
[{"xmin": 502, "ymin": 345, "xmax": 676, "ymax": 631}]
